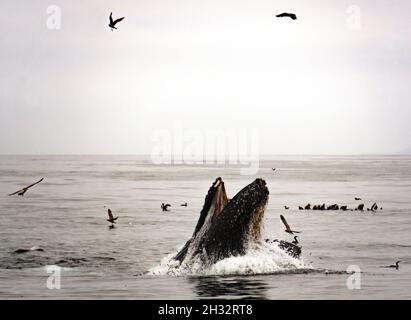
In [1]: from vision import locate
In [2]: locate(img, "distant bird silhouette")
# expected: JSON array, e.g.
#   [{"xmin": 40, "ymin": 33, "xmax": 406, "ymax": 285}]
[
  {"xmin": 298, "ymin": 206, "xmax": 304, "ymax": 210},
  {"xmin": 292, "ymin": 236, "xmax": 299, "ymax": 245},
  {"xmin": 161, "ymin": 203, "xmax": 171, "ymax": 211},
  {"xmin": 284, "ymin": 206, "xmax": 289, "ymax": 210},
  {"xmin": 8, "ymin": 178, "xmax": 44, "ymax": 196},
  {"xmin": 355, "ymin": 197, "xmax": 361, "ymax": 201},
  {"xmin": 109, "ymin": 12, "xmax": 125, "ymax": 30},
  {"xmin": 280, "ymin": 215, "xmax": 301, "ymax": 234},
  {"xmin": 106, "ymin": 209, "xmax": 118, "ymax": 227},
  {"xmin": 381, "ymin": 261, "xmax": 401, "ymax": 270},
  {"xmin": 272, "ymin": 168, "xmax": 276, "ymax": 171},
  {"xmin": 371, "ymin": 203, "xmax": 378, "ymax": 212},
  {"xmin": 305, "ymin": 204, "xmax": 311, "ymax": 210},
  {"xmin": 180, "ymin": 202, "xmax": 188, "ymax": 207},
  {"xmin": 276, "ymin": 12, "xmax": 297, "ymax": 20}
]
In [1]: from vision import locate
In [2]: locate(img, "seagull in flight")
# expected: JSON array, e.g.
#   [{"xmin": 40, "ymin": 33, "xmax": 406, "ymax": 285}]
[
  {"xmin": 280, "ymin": 215, "xmax": 301, "ymax": 234},
  {"xmin": 8, "ymin": 178, "xmax": 44, "ymax": 196},
  {"xmin": 107, "ymin": 208, "xmax": 119, "ymax": 227},
  {"xmin": 109, "ymin": 12, "xmax": 125, "ymax": 30},
  {"xmin": 276, "ymin": 12, "xmax": 297, "ymax": 20},
  {"xmin": 381, "ymin": 261, "xmax": 401, "ymax": 270}
]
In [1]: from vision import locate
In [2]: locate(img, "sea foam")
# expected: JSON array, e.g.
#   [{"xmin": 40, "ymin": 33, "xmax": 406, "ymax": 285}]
[{"xmin": 148, "ymin": 240, "xmax": 311, "ymax": 276}]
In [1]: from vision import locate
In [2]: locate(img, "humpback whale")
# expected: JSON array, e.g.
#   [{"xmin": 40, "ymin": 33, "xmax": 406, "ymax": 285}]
[{"xmin": 174, "ymin": 177, "xmax": 269, "ymax": 265}]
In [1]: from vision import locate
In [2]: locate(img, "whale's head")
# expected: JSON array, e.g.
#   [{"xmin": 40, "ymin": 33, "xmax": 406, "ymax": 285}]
[{"xmin": 174, "ymin": 178, "xmax": 269, "ymax": 264}]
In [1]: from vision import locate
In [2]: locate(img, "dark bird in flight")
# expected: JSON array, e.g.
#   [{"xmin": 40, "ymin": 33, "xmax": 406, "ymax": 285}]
[
  {"xmin": 280, "ymin": 215, "xmax": 301, "ymax": 234},
  {"xmin": 8, "ymin": 178, "xmax": 44, "ymax": 196},
  {"xmin": 109, "ymin": 12, "xmax": 125, "ymax": 30},
  {"xmin": 161, "ymin": 203, "xmax": 171, "ymax": 211},
  {"xmin": 292, "ymin": 236, "xmax": 299, "ymax": 245},
  {"xmin": 276, "ymin": 12, "xmax": 297, "ymax": 20},
  {"xmin": 180, "ymin": 202, "xmax": 188, "ymax": 207},
  {"xmin": 284, "ymin": 206, "xmax": 289, "ymax": 210},
  {"xmin": 355, "ymin": 197, "xmax": 361, "ymax": 201},
  {"xmin": 106, "ymin": 209, "xmax": 119, "ymax": 227},
  {"xmin": 381, "ymin": 261, "xmax": 401, "ymax": 270}
]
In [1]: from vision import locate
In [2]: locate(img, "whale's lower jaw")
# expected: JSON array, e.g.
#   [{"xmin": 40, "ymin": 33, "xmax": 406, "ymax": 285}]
[{"xmin": 174, "ymin": 178, "xmax": 269, "ymax": 265}]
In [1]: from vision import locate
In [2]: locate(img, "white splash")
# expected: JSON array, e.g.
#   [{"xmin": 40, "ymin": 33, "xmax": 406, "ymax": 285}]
[{"xmin": 148, "ymin": 240, "xmax": 312, "ymax": 277}]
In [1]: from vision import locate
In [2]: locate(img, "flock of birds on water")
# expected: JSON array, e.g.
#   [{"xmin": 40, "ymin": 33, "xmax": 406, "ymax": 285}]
[
  {"xmin": 7, "ymin": 175, "xmax": 401, "ymax": 270},
  {"xmin": 4, "ymin": 9, "xmax": 402, "ymax": 270}
]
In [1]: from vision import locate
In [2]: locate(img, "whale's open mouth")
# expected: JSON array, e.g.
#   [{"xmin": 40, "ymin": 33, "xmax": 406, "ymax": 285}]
[{"xmin": 174, "ymin": 178, "xmax": 269, "ymax": 265}]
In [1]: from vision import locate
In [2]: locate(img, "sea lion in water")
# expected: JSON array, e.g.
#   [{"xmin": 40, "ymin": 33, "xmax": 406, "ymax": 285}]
[{"xmin": 13, "ymin": 246, "xmax": 44, "ymax": 254}]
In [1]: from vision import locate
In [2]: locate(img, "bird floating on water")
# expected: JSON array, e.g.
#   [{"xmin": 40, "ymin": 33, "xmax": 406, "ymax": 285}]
[
  {"xmin": 280, "ymin": 215, "xmax": 301, "ymax": 235},
  {"xmin": 161, "ymin": 203, "xmax": 171, "ymax": 211},
  {"xmin": 355, "ymin": 197, "xmax": 362, "ymax": 201},
  {"xmin": 109, "ymin": 12, "xmax": 125, "ymax": 31},
  {"xmin": 371, "ymin": 203, "xmax": 378, "ymax": 212},
  {"xmin": 107, "ymin": 209, "xmax": 119, "ymax": 227},
  {"xmin": 284, "ymin": 206, "xmax": 289, "ymax": 210},
  {"xmin": 8, "ymin": 178, "xmax": 44, "ymax": 196},
  {"xmin": 276, "ymin": 12, "xmax": 297, "ymax": 20},
  {"xmin": 180, "ymin": 202, "xmax": 188, "ymax": 207},
  {"xmin": 381, "ymin": 261, "xmax": 401, "ymax": 270},
  {"xmin": 292, "ymin": 236, "xmax": 299, "ymax": 245}
]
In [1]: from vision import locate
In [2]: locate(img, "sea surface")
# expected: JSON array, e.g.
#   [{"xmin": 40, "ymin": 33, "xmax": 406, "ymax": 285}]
[{"xmin": 0, "ymin": 155, "xmax": 410, "ymax": 299}]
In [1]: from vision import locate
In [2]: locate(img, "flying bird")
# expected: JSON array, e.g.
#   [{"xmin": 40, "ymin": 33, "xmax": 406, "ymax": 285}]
[
  {"xmin": 109, "ymin": 12, "xmax": 125, "ymax": 30},
  {"xmin": 355, "ymin": 197, "xmax": 361, "ymax": 201},
  {"xmin": 107, "ymin": 209, "xmax": 119, "ymax": 227},
  {"xmin": 161, "ymin": 203, "xmax": 171, "ymax": 211},
  {"xmin": 8, "ymin": 178, "xmax": 44, "ymax": 196},
  {"xmin": 280, "ymin": 215, "xmax": 301, "ymax": 234},
  {"xmin": 381, "ymin": 261, "xmax": 401, "ymax": 270},
  {"xmin": 276, "ymin": 12, "xmax": 297, "ymax": 20}
]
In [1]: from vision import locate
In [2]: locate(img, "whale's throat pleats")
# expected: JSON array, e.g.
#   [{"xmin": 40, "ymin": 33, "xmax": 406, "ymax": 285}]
[
  {"xmin": 174, "ymin": 178, "xmax": 268, "ymax": 264},
  {"xmin": 248, "ymin": 201, "xmax": 267, "ymax": 241},
  {"xmin": 174, "ymin": 178, "xmax": 228, "ymax": 262}
]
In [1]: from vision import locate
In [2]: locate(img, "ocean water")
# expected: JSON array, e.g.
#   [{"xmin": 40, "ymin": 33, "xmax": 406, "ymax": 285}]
[{"xmin": 0, "ymin": 155, "xmax": 410, "ymax": 299}]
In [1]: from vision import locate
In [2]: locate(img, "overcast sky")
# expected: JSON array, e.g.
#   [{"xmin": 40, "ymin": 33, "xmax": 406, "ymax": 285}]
[{"xmin": 1, "ymin": 0, "xmax": 411, "ymax": 155}]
